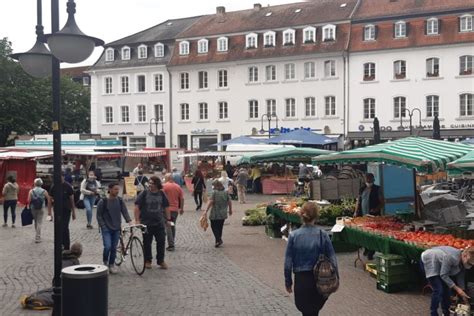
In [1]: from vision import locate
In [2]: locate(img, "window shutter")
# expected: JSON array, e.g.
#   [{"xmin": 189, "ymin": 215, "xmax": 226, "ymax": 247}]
[
  {"xmin": 438, "ymin": 20, "xmax": 442, "ymax": 34},
  {"xmin": 362, "ymin": 26, "xmax": 366, "ymax": 41},
  {"xmin": 405, "ymin": 22, "xmax": 409, "ymax": 37},
  {"xmin": 374, "ymin": 25, "xmax": 378, "ymax": 40},
  {"xmin": 424, "ymin": 20, "xmax": 427, "ymax": 35},
  {"xmin": 393, "ymin": 23, "xmax": 396, "ymax": 38},
  {"xmin": 458, "ymin": 17, "xmax": 461, "ymax": 32}
]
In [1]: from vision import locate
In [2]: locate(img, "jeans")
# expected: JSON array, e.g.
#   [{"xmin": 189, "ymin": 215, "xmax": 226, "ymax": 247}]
[
  {"xmin": 101, "ymin": 226, "xmax": 120, "ymax": 265},
  {"xmin": 210, "ymin": 219, "xmax": 225, "ymax": 243},
  {"xmin": 31, "ymin": 208, "xmax": 44, "ymax": 240},
  {"xmin": 62, "ymin": 209, "xmax": 72, "ymax": 250},
  {"xmin": 166, "ymin": 212, "xmax": 179, "ymax": 248},
  {"xmin": 427, "ymin": 276, "xmax": 451, "ymax": 316},
  {"xmin": 83, "ymin": 195, "xmax": 96, "ymax": 225},
  {"xmin": 143, "ymin": 224, "xmax": 166, "ymax": 264},
  {"xmin": 237, "ymin": 184, "xmax": 246, "ymax": 203},
  {"xmin": 253, "ymin": 177, "xmax": 262, "ymax": 193},
  {"xmin": 3, "ymin": 200, "xmax": 17, "ymax": 224},
  {"xmin": 194, "ymin": 191, "xmax": 203, "ymax": 210}
]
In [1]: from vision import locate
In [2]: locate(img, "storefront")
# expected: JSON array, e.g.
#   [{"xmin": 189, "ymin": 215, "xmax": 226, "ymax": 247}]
[{"xmin": 190, "ymin": 128, "xmax": 219, "ymax": 152}]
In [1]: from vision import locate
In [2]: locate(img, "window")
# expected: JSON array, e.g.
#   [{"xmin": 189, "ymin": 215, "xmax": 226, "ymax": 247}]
[
  {"xmin": 121, "ymin": 105, "xmax": 130, "ymax": 123},
  {"xmin": 364, "ymin": 24, "xmax": 376, "ymax": 41},
  {"xmin": 137, "ymin": 105, "xmax": 147, "ymax": 122},
  {"xmin": 121, "ymin": 46, "xmax": 130, "ymax": 60},
  {"xmin": 154, "ymin": 104, "xmax": 164, "ymax": 121},
  {"xmin": 120, "ymin": 75, "xmax": 129, "ymax": 93},
  {"xmin": 324, "ymin": 60, "xmax": 336, "ymax": 78},
  {"xmin": 460, "ymin": 93, "xmax": 473, "ymax": 117},
  {"xmin": 137, "ymin": 75, "xmax": 146, "ymax": 92},
  {"xmin": 303, "ymin": 26, "xmax": 316, "ymax": 43},
  {"xmin": 218, "ymin": 102, "xmax": 228, "ymax": 119},
  {"xmin": 394, "ymin": 21, "xmax": 407, "ymax": 38},
  {"xmin": 249, "ymin": 100, "xmax": 259, "ymax": 119},
  {"xmin": 284, "ymin": 63, "xmax": 296, "ymax": 80},
  {"xmin": 393, "ymin": 60, "xmax": 406, "ymax": 79},
  {"xmin": 460, "ymin": 15, "xmax": 473, "ymax": 32},
  {"xmin": 266, "ymin": 99, "xmax": 276, "ymax": 116},
  {"xmin": 426, "ymin": 18, "xmax": 439, "ymax": 35},
  {"xmin": 153, "ymin": 73, "xmax": 164, "ymax": 92},
  {"xmin": 265, "ymin": 65, "xmax": 276, "ymax": 81},
  {"xmin": 285, "ymin": 98, "xmax": 296, "ymax": 118},
  {"xmin": 426, "ymin": 95, "xmax": 439, "ymax": 118},
  {"xmin": 304, "ymin": 62, "xmax": 315, "ymax": 79},
  {"xmin": 154, "ymin": 43, "xmax": 164, "ymax": 57},
  {"xmin": 248, "ymin": 66, "xmax": 258, "ymax": 82},
  {"xmin": 105, "ymin": 48, "xmax": 114, "ymax": 62},
  {"xmin": 393, "ymin": 97, "xmax": 406, "ymax": 118},
  {"xmin": 180, "ymin": 72, "xmax": 189, "ymax": 90},
  {"xmin": 305, "ymin": 97, "xmax": 316, "ymax": 117},
  {"xmin": 363, "ymin": 98, "xmax": 376, "ymax": 119},
  {"xmin": 198, "ymin": 71, "xmax": 208, "ymax": 89},
  {"xmin": 138, "ymin": 45, "xmax": 147, "ymax": 59},
  {"xmin": 264, "ymin": 31, "xmax": 275, "ymax": 47},
  {"xmin": 246, "ymin": 33, "xmax": 258, "ymax": 49},
  {"xmin": 426, "ymin": 58, "xmax": 440, "ymax": 77},
  {"xmin": 363, "ymin": 62, "xmax": 376, "ymax": 81},
  {"xmin": 325, "ymin": 96, "xmax": 336, "ymax": 116},
  {"xmin": 104, "ymin": 77, "xmax": 113, "ymax": 94},
  {"xmin": 180, "ymin": 103, "xmax": 189, "ymax": 120},
  {"xmin": 198, "ymin": 39, "xmax": 208, "ymax": 54},
  {"xmin": 179, "ymin": 41, "xmax": 189, "ymax": 55},
  {"xmin": 283, "ymin": 29, "xmax": 295, "ymax": 45},
  {"xmin": 217, "ymin": 37, "xmax": 228, "ymax": 52},
  {"xmin": 82, "ymin": 77, "xmax": 90, "ymax": 86},
  {"xmin": 460, "ymin": 55, "xmax": 473, "ymax": 75},
  {"xmin": 218, "ymin": 70, "xmax": 228, "ymax": 88},
  {"xmin": 198, "ymin": 103, "xmax": 208, "ymax": 120},
  {"xmin": 105, "ymin": 106, "xmax": 113, "ymax": 123},
  {"xmin": 322, "ymin": 24, "xmax": 336, "ymax": 41}
]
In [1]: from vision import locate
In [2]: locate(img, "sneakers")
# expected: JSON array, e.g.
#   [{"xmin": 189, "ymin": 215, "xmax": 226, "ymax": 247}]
[
  {"xmin": 86, "ymin": 224, "xmax": 93, "ymax": 229},
  {"xmin": 158, "ymin": 261, "xmax": 168, "ymax": 270},
  {"xmin": 145, "ymin": 261, "xmax": 152, "ymax": 269},
  {"xmin": 11, "ymin": 224, "xmax": 15, "ymax": 228},
  {"xmin": 166, "ymin": 246, "xmax": 175, "ymax": 252},
  {"xmin": 35, "ymin": 238, "xmax": 42, "ymax": 243},
  {"xmin": 109, "ymin": 265, "xmax": 118, "ymax": 274},
  {"xmin": 2, "ymin": 223, "xmax": 7, "ymax": 228},
  {"xmin": 215, "ymin": 240, "xmax": 223, "ymax": 248}
]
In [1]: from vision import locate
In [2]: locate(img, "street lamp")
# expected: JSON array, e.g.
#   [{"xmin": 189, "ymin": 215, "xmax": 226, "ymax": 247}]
[
  {"xmin": 9, "ymin": 0, "xmax": 103, "ymax": 314},
  {"xmin": 148, "ymin": 118, "xmax": 166, "ymax": 147},
  {"xmin": 260, "ymin": 112, "xmax": 280, "ymax": 139},
  {"xmin": 398, "ymin": 107, "xmax": 422, "ymax": 136}
]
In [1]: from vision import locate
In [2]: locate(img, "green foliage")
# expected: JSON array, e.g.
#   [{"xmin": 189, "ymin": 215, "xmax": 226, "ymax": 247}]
[
  {"xmin": 242, "ymin": 207, "xmax": 267, "ymax": 226},
  {"xmin": 318, "ymin": 199, "xmax": 356, "ymax": 226}
]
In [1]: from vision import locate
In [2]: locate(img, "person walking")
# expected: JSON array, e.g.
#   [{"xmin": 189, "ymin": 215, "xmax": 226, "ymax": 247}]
[
  {"xmin": 250, "ymin": 165, "xmax": 262, "ymax": 193},
  {"xmin": 284, "ymin": 202, "xmax": 338, "ymax": 316},
  {"xmin": 134, "ymin": 170, "xmax": 149, "ymax": 196},
  {"xmin": 50, "ymin": 173, "xmax": 76, "ymax": 250},
  {"xmin": 2, "ymin": 176, "xmax": 19, "ymax": 228},
  {"xmin": 235, "ymin": 168, "xmax": 249, "ymax": 204},
  {"xmin": 80, "ymin": 171, "xmax": 100, "ymax": 229},
  {"xmin": 97, "ymin": 182, "xmax": 132, "ymax": 274},
  {"xmin": 218, "ymin": 171, "xmax": 232, "ymax": 191},
  {"xmin": 134, "ymin": 176, "xmax": 171, "ymax": 269},
  {"xmin": 192, "ymin": 170, "xmax": 206, "ymax": 211},
  {"xmin": 225, "ymin": 161, "xmax": 233, "ymax": 179},
  {"xmin": 27, "ymin": 178, "xmax": 52, "ymax": 243},
  {"xmin": 204, "ymin": 180, "xmax": 232, "ymax": 248},
  {"xmin": 171, "ymin": 168, "xmax": 184, "ymax": 187},
  {"xmin": 163, "ymin": 174, "xmax": 184, "ymax": 251},
  {"xmin": 132, "ymin": 163, "xmax": 143, "ymax": 177}
]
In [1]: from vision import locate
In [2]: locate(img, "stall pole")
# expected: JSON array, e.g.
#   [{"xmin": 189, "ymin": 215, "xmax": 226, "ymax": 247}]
[{"xmin": 412, "ymin": 168, "xmax": 420, "ymax": 218}]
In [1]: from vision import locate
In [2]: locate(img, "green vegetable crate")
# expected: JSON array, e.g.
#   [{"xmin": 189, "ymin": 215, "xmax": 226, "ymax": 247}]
[
  {"xmin": 375, "ymin": 253, "xmax": 413, "ymax": 293},
  {"xmin": 376, "ymin": 280, "xmax": 411, "ymax": 293}
]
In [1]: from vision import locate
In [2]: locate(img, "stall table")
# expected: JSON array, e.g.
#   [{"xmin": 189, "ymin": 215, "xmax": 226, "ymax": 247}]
[
  {"xmin": 266, "ymin": 205, "xmax": 301, "ymax": 224},
  {"xmin": 262, "ymin": 178, "xmax": 295, "ymax": 195}
]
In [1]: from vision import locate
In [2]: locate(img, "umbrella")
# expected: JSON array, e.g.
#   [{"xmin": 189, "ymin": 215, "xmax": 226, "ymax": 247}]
[
  {"xmin": 373, "ymin": 117, "xmax": 381, "ymax": 144},
  {"xmin": 462, "ymin": 139, "xmax": 474, "ymax": 145},
  {"xmin": 447, "ymin": 150, "xmax": 474, "ymax": 173},
  {"xmin": 212, "ymin": 136, "xmax": 263, "ymax": 146},
  {"xmin": 265, "ymin": 129, "xmax": 337, "ymax": 146},
  {"xmin": 238, "ymin": 147, "xmax": 332, "ymax": 165},
  {"xmin": 433, "ymin": 115, "xmax": 441, "ymax": 140}
]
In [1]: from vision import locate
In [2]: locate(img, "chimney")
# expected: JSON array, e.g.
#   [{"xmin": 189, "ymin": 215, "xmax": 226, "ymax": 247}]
[
  {"xmin": 254, "ymin": 3, "xmax": 262, "ymax": 11},
  {"xmin": 216, "ymin": 6, "xmax": 225, "ymax": 15}
]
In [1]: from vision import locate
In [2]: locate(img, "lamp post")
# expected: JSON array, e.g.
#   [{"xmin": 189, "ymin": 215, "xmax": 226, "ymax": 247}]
[
  {"xmin": 398, "ymin": 107, "xmax": 422, "ymax": 136},
  {"xmin": 260, "ymin": 112, "xmax": 280, "ymax": 139},
  {"xmin": 10, "ymin": 1, "xmax": 103, "ymax": 314},
  {"xmin": 148, "ymin": 118, "xmax": 166, "ymax": 147}
]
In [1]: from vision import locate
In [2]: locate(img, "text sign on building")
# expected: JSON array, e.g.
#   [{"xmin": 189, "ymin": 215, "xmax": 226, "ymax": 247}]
[{"xmin": 15, "ymin": 140, "xmax": 122, "ymax": 147}]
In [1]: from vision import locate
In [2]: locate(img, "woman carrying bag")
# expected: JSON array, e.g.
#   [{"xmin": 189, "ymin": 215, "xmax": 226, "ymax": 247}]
[
  {"xmin": 80, "ymin": 171, "xmax": 100, "ymax": 229},
  {"xmin": 27, "ymin": 178, "xmax": 52, "ymax": 243},
  {"xmin": 2, "ymin": 175, "xmax": 19, "ymax": 228},
  {"xmin": 204, "ymin": 180, "xmax": 232, "ymax": 248}
]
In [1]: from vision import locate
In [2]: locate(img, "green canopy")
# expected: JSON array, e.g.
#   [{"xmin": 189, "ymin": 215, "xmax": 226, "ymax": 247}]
[
  {"xmin": 312, "ymin": 137, "xmax": 473, "ymax": 173},
  {"xmin": 447, "ymin": 150, "xmax": 474, "ymax": 174},
  {"xmin": 237, "ymin": 147, "xmax": 332, "ymax": 165}
]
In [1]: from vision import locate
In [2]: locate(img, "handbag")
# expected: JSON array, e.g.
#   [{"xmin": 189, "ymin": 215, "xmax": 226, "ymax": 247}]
[
  {"xmin": 313, "ymin": 230, "xmax": 339, "ymax": 298},
  {"xmin": 75, "ymin": 199, "xmax": 85, "ymax": 209},
  {"xmin": 21, "ymin": 207, "xmax": 33, "ymax": 226}
]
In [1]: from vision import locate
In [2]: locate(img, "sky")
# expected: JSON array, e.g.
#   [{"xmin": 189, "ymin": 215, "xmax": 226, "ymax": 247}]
[{"xmin": 2, "ymin": 0, "xmax": 297, "ymax": 68}]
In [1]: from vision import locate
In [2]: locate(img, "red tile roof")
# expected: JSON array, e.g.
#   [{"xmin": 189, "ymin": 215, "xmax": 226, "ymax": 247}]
[{"xmin": 60, "ymin": 66, "xmax": 90, "ymax": 77}]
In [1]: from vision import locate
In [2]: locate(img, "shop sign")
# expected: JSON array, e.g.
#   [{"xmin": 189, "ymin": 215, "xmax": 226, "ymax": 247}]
[
  {"xmin": 450, "ymin": 123, "xmax": 474, "ymax": 129},
  {"xmin": 191, "ymin": 128, "xmax": 219, "ymax": 134},
  {"xmin": 15, "ymin": 140, "xmax": 122, "ymax": 146},
  {"xmin": 271, "ymin": 127, "xmax": 312, "ymax": 134},
  {"xmin": 109, "ymin": 132, "xmax": 134, "ymax": 136}
]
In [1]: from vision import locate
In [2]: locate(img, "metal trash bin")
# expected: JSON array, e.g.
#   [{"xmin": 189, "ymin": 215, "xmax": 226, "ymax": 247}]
[{"xmin": 62, "ymin": 264, "xmax": 108, "ymax": 316}]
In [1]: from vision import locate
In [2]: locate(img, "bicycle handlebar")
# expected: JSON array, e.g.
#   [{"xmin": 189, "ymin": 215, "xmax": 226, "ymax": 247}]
[{"xmin": 122, "ymin": 224, "xmax": 147, "ymax": 232}]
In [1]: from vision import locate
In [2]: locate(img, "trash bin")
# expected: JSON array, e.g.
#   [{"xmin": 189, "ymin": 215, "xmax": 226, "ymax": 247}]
[{"xmin": 62, "ymin": 264, "xmax": 108, "ymax": 316}]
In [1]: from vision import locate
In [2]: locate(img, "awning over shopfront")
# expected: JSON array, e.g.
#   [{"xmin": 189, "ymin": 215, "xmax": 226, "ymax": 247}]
[
  {"xmin": 65, "ymin": 150, "xmax": 122, "ymax": 159},
  {"xmin": 313, "ymin": 137, "xmax": 473, "ymax": 173},
  {"xmin": 447, "ymin": 150, "xmax": 474, "ymax": 174},
  {"xmin": 238, "ymin": 147, "xmax": 332, "ymax": 164},
  {"xmin": 212, "ymin": 136, "xmax": 263, "ymax": 146},
  {"xmin": 178, "ymin": 151, "xmax": 261, "ymax": 158},
  {"xmin": 0, "ymin": 151, "xmax": 53, "ymax": 160},
  {"xmin": 125, "ymin": 149, "xmax": 167, "ymax": 158},
  {"xmin": 265, "ymin": 129, "xmax": 338, "ymax": 146}
]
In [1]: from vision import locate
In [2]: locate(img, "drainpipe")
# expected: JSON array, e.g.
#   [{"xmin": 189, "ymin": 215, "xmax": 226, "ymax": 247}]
[
  {"xmin": 166, "ymin": 68, "xmax": 173, "ymax": 147},
  {"xmin": 343, "ymin": 52, "xmax": 348, "ymax": 142}
]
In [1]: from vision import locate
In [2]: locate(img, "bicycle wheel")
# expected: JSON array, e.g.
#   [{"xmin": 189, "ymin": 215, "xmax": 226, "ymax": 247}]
[
  {"xmin": 130, "ymin": 236, "xmax": 145, "ymax": 275},
  {"xmin": 115, "ymin": 239, "xmax": 124, "ymax": 266}
]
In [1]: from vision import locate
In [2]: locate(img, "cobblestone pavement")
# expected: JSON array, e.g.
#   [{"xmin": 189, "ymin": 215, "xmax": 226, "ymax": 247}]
[{"xmin": 0, "ymin": 192, "xmax": 430, "ymax": 315}]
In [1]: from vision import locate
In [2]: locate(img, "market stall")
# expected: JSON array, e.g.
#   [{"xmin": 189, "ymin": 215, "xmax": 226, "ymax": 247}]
[
  {"xmin": 447, "ymin": 150, "xmax": 474, "ymax": 175},
  {"xmin": 124, "ymin": 148, "xmax": 168, "ymax": 172},
  {"xmin": 264, "ymin": 129, "xmax": 338, "ymax": 150}
]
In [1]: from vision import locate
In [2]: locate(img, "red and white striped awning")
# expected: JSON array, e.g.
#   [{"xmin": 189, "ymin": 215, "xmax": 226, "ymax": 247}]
[{"xmin": 125, "ymin": 149, "xmax": 167, "ymax": 158}]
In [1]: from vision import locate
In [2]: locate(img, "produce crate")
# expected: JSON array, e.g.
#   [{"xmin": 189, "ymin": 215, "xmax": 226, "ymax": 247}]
[
  {"xmin": 376, "ymin": 280, "xmax": 410, "ymax": 293},
  {"xmin": 377, "ymin": 263, "xmax": 411, "ymax": 275},
  {"xmin": 377, "ymin": 271, "xmax": 413, "ymax": 284},
  {"xmin": 375, "ymin": 253, "xmax": 405, "ymax": 269},
  {"xmin": 365, "ymin": 263, "xmax": 377, "ymax": 277}
]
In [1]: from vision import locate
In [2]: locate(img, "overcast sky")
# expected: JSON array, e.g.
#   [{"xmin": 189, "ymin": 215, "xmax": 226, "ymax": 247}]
[{"xmin": 2, "ymin": 0, "xmax": 298, "ymax": 68}]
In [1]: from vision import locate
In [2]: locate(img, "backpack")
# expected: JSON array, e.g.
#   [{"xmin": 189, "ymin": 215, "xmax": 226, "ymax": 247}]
[
  {"xmin": 30, "ymin": 189, "xmax": 45, "ymax": 209},
  {"xmin": 313, "ymin": 231, "xmax": 339, "ymax": 298},
  {"xmin": 20, "ymin": 288, "xmax": 53, "ymax": 310},
  {"xmin": 136, "ymin": 176, "xmax": 145, "ymax": 192}
]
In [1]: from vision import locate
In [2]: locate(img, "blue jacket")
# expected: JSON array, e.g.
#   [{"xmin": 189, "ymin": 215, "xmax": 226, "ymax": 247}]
[{"xmin": 284, "ymin": 225, "xmax": 338, "ymax": 288}]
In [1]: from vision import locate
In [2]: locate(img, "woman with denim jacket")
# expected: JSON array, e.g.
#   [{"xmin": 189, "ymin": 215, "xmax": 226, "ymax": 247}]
[{"xmin": 284, "ymin": 202, "xmax": 338, "ymax": 316}]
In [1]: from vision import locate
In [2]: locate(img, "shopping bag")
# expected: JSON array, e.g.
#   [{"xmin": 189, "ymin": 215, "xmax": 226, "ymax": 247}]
[
  {"xmin": 199, "ymin": 214, "xmax": 209, "ymax": 232},
  {"xmin": 21, "ymin": 207, "xmax": 33, "ymax": 226},
  {"xmin": 75, "ymin": 199, "xmax": 85, "ymax": 209}
]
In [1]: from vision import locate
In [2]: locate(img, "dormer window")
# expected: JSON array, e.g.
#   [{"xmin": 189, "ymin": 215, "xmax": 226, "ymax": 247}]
[
  {"xmin": 394, "ymin": 21, "xmax": 407, "ymax": 38},
  {"xmin": 460, "ymin": 14, "xmax": 473, "ymax": 32},
  {"xmin": 217, "ymin": 37, "xmax": 228, "ymax": 52},
  {"xmin": 179, "ymin": 41, "xmax": 189, "ymax": 55},
  {"xmin": 283, "ymin": 29, "xmax": 295, "ymax": 45},
  {"xmin": 303, "ymin": 27, "xmax": 316, "ymax": 43},
  {"xmin": 263, "ymin": 31, "xmax": 275, "ymax": 47},
  {"xmin": 322, "ymin": 24, "xmax": 336, "ymax": 41},
  {"xmin": 121, "ymin": 46, "xmax": 130, "ymax": 60},
  {"xmin": 246, "ymin": 33, "xmax": 258, "ymax": 49},
  {"xmin": 105, "ymin": 48, "xmax": 114, "ymax": 62},
  {"xmin": 138, "ymin": 45, "xmax": 147, "ymax": 59},
  {"xmin": 198, "ymin": 39, "xmax": 208, "ymax": 54},
  {"xmin": 364, "ymin": 24, "xmax": 376, "ymax": 41},
  {"xmin": 426, "ymin": 18, "xmax": 439, "ymax": 35},
  {"xmin": 154, "ymin": 43, "xmax": 164, "ymax": 58}
]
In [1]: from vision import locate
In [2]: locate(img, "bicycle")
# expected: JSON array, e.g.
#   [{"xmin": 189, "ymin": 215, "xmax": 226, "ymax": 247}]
[{"xmin": 115, "ymin": 224, "xmax": 147, "ymax": 275}]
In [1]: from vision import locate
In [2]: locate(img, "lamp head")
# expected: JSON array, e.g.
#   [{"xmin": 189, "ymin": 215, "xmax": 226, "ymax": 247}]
[
  {"xmin": 259, "ymin": 128, "xmax": 265, "ymax": 134},
  {"xmin": 10, "ymin": 40, "xmax": 52, "ymax": 78}
]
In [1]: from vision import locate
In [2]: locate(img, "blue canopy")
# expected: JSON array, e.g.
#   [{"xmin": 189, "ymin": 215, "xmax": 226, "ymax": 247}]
[
  {"xmin": 462, "ymin": 139, "xmax": 474, "ymax": 146},
  {"xmin": 212, "ymin": 136, "xmax": 263, "ymax": 146},
  {"xmin": 265, "ymin": 129, "xmax": 338, "ymax": 146}
]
